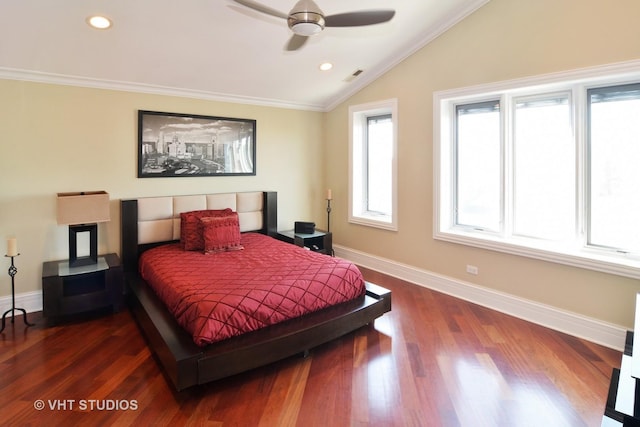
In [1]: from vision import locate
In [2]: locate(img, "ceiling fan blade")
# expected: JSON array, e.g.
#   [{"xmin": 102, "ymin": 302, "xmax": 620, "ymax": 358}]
[
  {"xmin": 324, "ymin": 10, "xmax": 395, "ymax": 27},
  {"xmin": 285, "ymin": 34, "xmax": 309, "ymax": 51},
  {"xmin": 232, "ymin": 0, "xmax": 288, "ymax": 19}
]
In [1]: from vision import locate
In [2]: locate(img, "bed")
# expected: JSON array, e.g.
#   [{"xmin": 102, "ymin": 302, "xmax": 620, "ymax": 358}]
[{"xmin": 120, "ymin": 191, "xmax": 391, "ymax": 391}]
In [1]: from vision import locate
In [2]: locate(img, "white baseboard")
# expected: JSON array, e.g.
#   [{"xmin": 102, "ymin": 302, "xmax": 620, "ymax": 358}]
[
  {"xmin": 335, "ymin": 244, "xmax": 627, "ymax": 352},
  {"xmin": 1, "ymin": 248, "xmax": 627, "ymax": 351},
  {"xmin": 0, "ymin": 291, "xmax": 42, "ymax": 319}
]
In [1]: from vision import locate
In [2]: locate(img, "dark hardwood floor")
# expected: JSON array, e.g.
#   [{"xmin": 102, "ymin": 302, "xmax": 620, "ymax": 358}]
[{"xmin": 0, "ymin": 267, "xmax": 621, "ymax": 426}]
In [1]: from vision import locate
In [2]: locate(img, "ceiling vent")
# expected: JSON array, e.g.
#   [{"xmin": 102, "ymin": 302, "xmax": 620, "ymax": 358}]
[{"xmin": 344, "ymin": 69, "xmax": 364, "ymax": 82}]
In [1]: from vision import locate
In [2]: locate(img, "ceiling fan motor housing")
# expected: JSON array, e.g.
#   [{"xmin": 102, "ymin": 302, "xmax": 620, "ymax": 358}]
[
  {"xmin": 287, "ymin": 0, "xmax": 325, "ymax": 36},
  {"xmin": 288, "ymin": 11, "xmax": 325, "ymax": 35}
]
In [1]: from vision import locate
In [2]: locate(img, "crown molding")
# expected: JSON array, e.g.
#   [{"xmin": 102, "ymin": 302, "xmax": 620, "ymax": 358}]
[
  {"xmin": 0, "ymin": 67, "xmax": 326, "ymax": 112},
  {"xmin": 324, "ymin": 0, "xmax": 491, "ymax": 111},
  {"xmin": 0, "ymin": 1, "xmax": 490, "ymax": 114}
]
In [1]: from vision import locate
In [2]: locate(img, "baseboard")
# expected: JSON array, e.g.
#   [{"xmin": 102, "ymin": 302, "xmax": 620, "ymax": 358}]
[
  {"xmin": 335, "ymin": 244, "xmax": 627, "ymax": 352},
  {"xmin": 2, "ymin": 248, "xmax": 627, "ymax": 351},
  {"xmin": 0, "ymin": 291, "xmax": 42, "ymax": 318}
]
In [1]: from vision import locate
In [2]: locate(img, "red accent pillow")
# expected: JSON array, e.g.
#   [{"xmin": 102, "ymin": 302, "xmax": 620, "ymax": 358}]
[
  {"xmin": 200, "ymin": 214, "xmax": 244, "ymax": 254},
  {"xmin": 181, "ymin": 209, "xmax": 232, "ymax": 251}
]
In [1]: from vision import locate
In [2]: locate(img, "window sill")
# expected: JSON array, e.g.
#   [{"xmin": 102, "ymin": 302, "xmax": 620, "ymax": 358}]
[
  {"xmin": 434, "ymin": 228, "xmax": 640, "ymax": 279},
  {"xmin": 349, "ymin": 215, "xmax": 397, "ymax": 231}
]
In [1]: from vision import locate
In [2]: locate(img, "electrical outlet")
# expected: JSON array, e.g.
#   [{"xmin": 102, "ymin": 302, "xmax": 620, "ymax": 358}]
[{"xmin": 466, "ymin": 264, "xmax": 478, "ymax": 275}]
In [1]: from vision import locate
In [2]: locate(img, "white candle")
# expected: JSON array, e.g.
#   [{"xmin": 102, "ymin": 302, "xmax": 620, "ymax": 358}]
[
  {"xmin": 7, "ymin": 237, "xmax": 17, "ymax": 257},
  {"xmin": 326, "ymin": 189, "xmax": 332, "ymax": 200}
]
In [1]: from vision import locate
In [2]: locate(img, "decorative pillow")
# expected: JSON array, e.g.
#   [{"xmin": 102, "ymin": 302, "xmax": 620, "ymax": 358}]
[
  {"xmin": 181, "ymin": 209, "xmax": 232, "ymax": 251},
  {"xmin": 200, "ymin": 213, "xmax": 244, "ymax": 254}
]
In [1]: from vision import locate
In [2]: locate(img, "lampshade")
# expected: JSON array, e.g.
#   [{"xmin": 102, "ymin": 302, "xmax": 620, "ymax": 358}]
[{"xmin": 57, "ymin": 191, "xmax": 110, "ymax": 225}]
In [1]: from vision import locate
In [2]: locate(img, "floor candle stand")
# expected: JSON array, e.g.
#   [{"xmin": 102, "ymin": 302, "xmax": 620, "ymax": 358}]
[
  {"xmin": 326, "ymin": 198, "xmax": 332, "ymax": 234},
  {"xmin": 1, "ymin": 254, "xmax": 34, "ymax": 333},
  {"xmin": 326, "ymin": 198, "xmax": 335, "ymax": 256}
]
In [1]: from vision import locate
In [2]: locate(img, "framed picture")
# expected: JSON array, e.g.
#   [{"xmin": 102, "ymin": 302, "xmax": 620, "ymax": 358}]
[{"xmin": 138, "ymin": 110, "xmax": 256, "ymax": 177}]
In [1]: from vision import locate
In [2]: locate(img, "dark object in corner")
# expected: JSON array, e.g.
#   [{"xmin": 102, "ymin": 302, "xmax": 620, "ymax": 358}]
[{"xmin": 294, "ymin": 221, "xmax": 315, "ymax": 234}]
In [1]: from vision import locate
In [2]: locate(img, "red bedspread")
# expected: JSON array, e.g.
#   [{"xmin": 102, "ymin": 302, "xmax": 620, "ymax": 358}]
[{"xmin": 139, "ymin": 233, "xmax": 366, "ymax": 347}]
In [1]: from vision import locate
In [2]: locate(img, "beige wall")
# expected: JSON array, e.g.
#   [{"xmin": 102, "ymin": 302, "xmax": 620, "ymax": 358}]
[
  {"xmin": 325, "ymin": 0, "xmax": 640, "ymax": 328},
  {"xmin": 0, "ymin": 80, "xmax": 324, "ymax": 296}
]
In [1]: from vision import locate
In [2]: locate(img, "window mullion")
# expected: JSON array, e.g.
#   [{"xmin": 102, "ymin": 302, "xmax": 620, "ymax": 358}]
[
  {"xmin": 502, "ymin": 93, "xmax": 512, "ymax": 239},
  {"xmin": 574, "ymin": 86, "xmax": 587, "ymax": 249},
  {"xmin": 364, "ymin": 115, "xmax": 370, "ymax": 213}
]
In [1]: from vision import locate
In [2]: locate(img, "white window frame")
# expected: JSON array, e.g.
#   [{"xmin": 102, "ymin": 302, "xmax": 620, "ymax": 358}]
[
  {"xmin": 349, "ymin": 99, "xmax": 398, "ymax": 231},
  {"xmin": 434, "ymin": 60, "xmax": 640, "ymax": 279}
]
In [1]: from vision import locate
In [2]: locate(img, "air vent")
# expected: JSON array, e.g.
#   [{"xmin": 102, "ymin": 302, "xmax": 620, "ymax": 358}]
[{"xmin": 344, "ymin": 69, "xmax": 364, "ymax": 82}]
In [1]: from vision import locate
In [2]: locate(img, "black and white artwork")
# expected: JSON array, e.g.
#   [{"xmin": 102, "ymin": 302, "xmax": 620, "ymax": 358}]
[{"xmin": 138, "ymin": 110, "xmax": 256, "ymax": 177}]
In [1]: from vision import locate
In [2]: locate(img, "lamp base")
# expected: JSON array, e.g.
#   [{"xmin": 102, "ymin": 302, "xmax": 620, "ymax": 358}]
[{"xmin": 68, "ymin": 223, "xmax": 98, "ymax": 267}]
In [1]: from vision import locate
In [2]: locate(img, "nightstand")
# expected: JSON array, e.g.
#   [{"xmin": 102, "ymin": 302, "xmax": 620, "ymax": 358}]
[
  {"xmin": 277, "ymin": 229, "xmax": 333, "ymax": 256},
  {"xmin": 42, "ymin": 253, "xmax": 123, "ymax": 324}
]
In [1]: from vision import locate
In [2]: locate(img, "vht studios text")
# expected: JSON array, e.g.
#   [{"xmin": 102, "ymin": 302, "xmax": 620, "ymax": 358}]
[{"xmin": 34, "ymin": 399, "xmax": 138, "ymax": 411}]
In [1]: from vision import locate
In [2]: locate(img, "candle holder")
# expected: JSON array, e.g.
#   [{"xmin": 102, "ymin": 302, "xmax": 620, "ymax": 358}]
[
  {"xmin": 1, "ymin": 254, "xmax": 34, "ymax": 333},
  {"xmin": 326, "ymin": 198, "xmax": 332, "ymax": 234}
]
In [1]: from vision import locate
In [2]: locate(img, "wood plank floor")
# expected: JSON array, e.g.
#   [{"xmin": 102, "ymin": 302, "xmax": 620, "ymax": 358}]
[{"xmin": 0, "ymin": 267, "xmax": 621, "ymax": 426}]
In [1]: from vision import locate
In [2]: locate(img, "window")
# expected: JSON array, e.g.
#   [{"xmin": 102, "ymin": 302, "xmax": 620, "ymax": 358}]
[
  {"xmin": 455, "ymin": 100, "xmax": 502, "ymax": 231},
  {"xmin": 435, "ymin": 61, "xmax": 640, "ymax": 278},
  {"xmin": 349, "ymin": 99, "xmax": 398, "ymax": 230},
  {"xmin": 512, "ymin": 93, "xmax": 575, "ymax": 241},
  {"xmin": 588, "ymin": 83, "xmax": 640, "ymax": 253}
]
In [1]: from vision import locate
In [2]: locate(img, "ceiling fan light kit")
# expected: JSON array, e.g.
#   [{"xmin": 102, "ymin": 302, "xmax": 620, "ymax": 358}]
[
  {"xmin": 288, "ymin": 12, "xmax": 325, "ymax": 36},
  {"xmin": 233, "ymin": 0, "xmax": 395, "ymax": 51}
]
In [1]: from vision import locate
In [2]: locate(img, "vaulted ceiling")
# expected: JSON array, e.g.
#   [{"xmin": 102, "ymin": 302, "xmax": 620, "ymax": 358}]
[{"xmin": 0, "ymin": 0, "xmax": 489, "ymax": 111}]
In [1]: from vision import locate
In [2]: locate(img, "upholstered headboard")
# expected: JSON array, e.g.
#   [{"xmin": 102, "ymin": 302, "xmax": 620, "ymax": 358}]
[{"xmin": 120, "ymin": 191, "xmax": 277, "ymax": 273}]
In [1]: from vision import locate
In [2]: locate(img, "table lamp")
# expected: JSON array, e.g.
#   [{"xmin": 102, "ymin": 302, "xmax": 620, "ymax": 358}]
[{"xmin": 57, "ymin": 191, "xmax": 110, "ymax": 267}]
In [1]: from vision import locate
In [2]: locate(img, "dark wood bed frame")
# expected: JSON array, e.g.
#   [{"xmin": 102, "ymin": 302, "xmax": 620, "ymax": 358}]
[{"xmin": 120, "ymin": 191, "xmax": 391, "ymax": 391}]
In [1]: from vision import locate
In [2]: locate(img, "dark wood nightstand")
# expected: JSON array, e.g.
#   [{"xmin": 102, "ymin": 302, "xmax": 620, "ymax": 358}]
[
  {"xmin": 277, "ymin": 229, "xmax": 333, "ymax": 256},
  {"xmin": 42, "ymin": 253, "xmax": 123, "ymax": 324}
]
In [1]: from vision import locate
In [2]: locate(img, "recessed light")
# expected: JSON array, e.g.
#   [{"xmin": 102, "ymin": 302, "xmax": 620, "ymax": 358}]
[
  {"xmin": 87, "ymin": 15, "xmax": 112, "ymax": 30},
  {"xmin": 319, "ymin": 62, "xmax": 333, "ymax": 71}
]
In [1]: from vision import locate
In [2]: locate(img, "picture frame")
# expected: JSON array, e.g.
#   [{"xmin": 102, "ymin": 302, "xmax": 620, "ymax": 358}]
[{"xmin": 138, "ymin": 110, "xmax": 256, "ymax": 178}]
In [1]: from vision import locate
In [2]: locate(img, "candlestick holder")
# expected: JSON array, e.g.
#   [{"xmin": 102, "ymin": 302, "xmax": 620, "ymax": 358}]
[
  {"xmin": 1, "ymin": 254, "xmax": 34, "ymax": 333},
  {"xmin": 326, "ymin": 198, "xmax": 332, "ymax": 234}
]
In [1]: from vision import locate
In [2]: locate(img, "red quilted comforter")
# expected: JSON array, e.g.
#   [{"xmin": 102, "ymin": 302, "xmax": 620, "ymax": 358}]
[{"xmin": 139, "ymin": 233, "xmax": 366, "ymax": 347}]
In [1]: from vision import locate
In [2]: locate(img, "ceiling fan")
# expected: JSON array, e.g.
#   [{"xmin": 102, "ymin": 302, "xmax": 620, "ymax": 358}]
[{"xmin": 232, "ymin": 0, "xmax": 396, "ymax": 51}]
